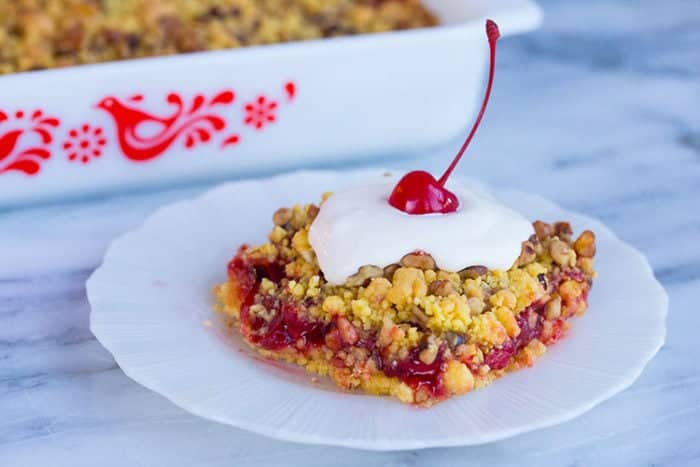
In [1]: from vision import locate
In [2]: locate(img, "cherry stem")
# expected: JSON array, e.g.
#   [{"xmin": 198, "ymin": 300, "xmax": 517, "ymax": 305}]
[{"xmin": 438, "ymin": 19, "xmax": 500, "ymax": 186}]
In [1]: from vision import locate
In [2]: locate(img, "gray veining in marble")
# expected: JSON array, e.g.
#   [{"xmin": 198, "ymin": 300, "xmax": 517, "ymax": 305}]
[{"xmin": 1, "ymin": 0, "xmax": 699, "ymax": 465}]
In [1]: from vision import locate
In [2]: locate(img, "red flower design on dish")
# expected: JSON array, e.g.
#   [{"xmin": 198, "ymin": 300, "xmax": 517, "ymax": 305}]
[
  {"xmin": 63, "ymin": 124, "xmax": 107, "ymax": 164},
  {"xmin": 0, "ymin": 109, "xmax": 59, "ymax": 176},
  {"xmin": 244, "ymin": 96, "xmax": 277, "ymax": 130}
]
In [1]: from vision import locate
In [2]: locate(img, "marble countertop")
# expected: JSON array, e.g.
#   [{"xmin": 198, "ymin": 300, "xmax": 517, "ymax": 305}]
[{"xmin": 2, "ymin": 0, "xmax": 698, "ymax": 465}]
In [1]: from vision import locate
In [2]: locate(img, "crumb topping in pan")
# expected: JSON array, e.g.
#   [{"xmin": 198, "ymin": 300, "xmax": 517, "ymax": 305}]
[{"xmin": 0, "ymin": 0, "xmax": 437, "ymax": 74}]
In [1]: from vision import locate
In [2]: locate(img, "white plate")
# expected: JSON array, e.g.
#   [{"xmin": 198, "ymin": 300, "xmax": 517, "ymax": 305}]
[{"xmin": 87, "ymin": 169, "xmax": 667, "ymax": 451}]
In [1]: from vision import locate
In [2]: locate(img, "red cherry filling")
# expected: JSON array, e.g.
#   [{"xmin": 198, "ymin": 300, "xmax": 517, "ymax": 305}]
[
  {"xmin": 227, "ymin": 246, "xmax": 259, "ymax": 308},
  {"xmin": 484, "ymin": 308, "xmax": 544, "ymax": 370},
  {"xmin": 383, "ymin": 345, "xmax": 447, "ymax": 397},
  {"xmin": 230, "ymin": 249, "xmax": 450, "ymax": 396},
  {"xmin": 254, "ymin": 301, "xmax": 328, "ymax": 350},
  {"xmin": 229, "ymin": 249, "xmax": 326, "ymax": 351},
  {"xmin": 388, "ymin": 19, "xmax": 501, "ymax": 215}
]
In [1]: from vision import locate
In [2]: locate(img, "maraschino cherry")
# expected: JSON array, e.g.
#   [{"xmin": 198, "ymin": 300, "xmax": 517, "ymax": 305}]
[{"xmin": 388, "ymin": 19, "xmax": 501, "ymax": 215}]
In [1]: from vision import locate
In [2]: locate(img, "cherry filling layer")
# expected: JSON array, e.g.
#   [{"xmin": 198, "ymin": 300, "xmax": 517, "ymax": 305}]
[
  {"xmin": 229, "ymin": 249, "xmax": 326, "ymax": 351},
  {"xmin": 229, "ymin": 249, "xmax": 451, "ymax": 395},
  {"xmin": 483, "ymin": 308, "xmax": 544, "ymax": 370},
  {"xmin": 384, "ymin": 345, "xmax": 448, "ymax": 397},
  {"xmin": 227, "ymin": 246, "xmax": 258, "ymax": 308},
  {"xmin": 253, "ymin": 300, "xmax": 328, "ymax": 350}
]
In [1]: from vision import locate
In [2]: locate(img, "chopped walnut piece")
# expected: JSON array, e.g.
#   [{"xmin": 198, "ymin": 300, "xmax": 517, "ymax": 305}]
[
  {"xmin": 336, "ymin": 316, "xmax": 359, "ymax": 345},
  {"xmin": 459, "ymin": 265, "xmax": 488, "ymax": 280},
  {"xmin": 516, "ymin": 240, "xmax": 537, "ymax": 266},
  {"xmin": 345, "ymin": 265, "xmax": 383, "ymax": 287},
  {"xmin": 400, "ymin": 252, "xmax": 436, "ymax": 270},
  {"xmin": 550, "ymin": 239, "xmax": 573, "ymax": 267},
  {"xmin": 574, "ymin": 230, "xmax": 596, "ymax": 258},
  {"xmin": 553, "ymin": 222, "xmax": 573, "ymax": 240},
  {"xmin": 383, "ymin": 263, "xmax": 400, "ymax": 280},
  {"xmin": 533, "ymin": 220, "xmax": 553, "ymax": 240},
  {"xmin": 272, "ymin": 207, "xmax": 292, "ymax": 226},
  {"xmin": 410, "ymin": 305, "xmax": 430, "ymax": 326},
  {"xmin": 428, "ymin": 279, "xmax": 456, "ymax": 297},
  {"xmin": 306, "ymin": 204, "xmax": 320, "ymax": 221}
]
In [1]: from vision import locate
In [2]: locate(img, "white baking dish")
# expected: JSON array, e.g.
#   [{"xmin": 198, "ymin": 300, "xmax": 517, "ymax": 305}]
[{"xmin": 0, "ymin": 0, "xmax": 541, "ymax": 206}]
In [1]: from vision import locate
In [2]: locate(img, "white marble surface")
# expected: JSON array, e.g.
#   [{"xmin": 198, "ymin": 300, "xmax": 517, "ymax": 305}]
[{"xmin": 1, "ymin": 0, "xmax": 698, "ymax": 465}]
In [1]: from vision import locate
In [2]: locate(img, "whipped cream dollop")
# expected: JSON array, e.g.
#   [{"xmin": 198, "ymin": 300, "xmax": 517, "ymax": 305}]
[{"xmin": 308, "ymin": 178, "xmax": 533, "ymax": 284}]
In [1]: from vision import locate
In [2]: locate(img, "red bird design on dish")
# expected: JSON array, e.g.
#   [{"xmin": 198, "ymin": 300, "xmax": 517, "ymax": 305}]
[{"xmin": 97, "ymin": 91, "xmax": 234, "ymax": 162}]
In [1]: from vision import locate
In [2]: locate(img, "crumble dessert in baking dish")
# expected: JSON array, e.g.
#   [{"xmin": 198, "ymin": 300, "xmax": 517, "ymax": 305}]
[{"xmin": 0, "ymin": 0, "xmax": 437, "ymax": 74}]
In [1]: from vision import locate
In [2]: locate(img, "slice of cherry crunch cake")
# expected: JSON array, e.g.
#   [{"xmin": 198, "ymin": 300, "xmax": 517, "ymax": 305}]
[{"xmin": 215, "ymin": 200, "xmax": 596, "ymax": 406}]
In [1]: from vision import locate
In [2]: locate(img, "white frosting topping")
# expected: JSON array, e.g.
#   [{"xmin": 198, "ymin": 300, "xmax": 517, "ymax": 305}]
[{"xmin": 308, "ymin": 177, "xmax": 533, "ymax": 284}]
